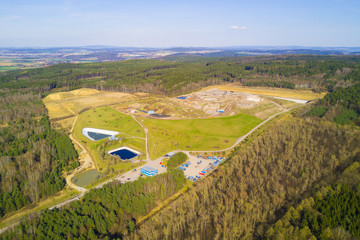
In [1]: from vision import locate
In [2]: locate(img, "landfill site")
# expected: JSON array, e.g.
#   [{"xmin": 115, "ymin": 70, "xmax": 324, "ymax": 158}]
[
  {"xmin": 120, "ymin": 88, "xmax": 265, "ymax": 119},
  {"xmin": 173, "ymin": 88, "xmax": 263, "ymax": 116}
]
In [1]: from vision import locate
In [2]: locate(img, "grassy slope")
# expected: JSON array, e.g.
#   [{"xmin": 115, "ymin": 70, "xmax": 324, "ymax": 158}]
[
  {"xmin": 73, "ymin": 106, "xmax": 146, "ymax": 170},
  {"xmin": 143, "ymin": 113, "xmax": 262, "ymax": 158}
]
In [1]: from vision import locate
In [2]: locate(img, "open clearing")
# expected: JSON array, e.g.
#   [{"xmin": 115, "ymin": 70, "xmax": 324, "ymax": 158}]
[
  {"xmin": 142, "ymin": 113, "xmax": 262, "ymax": 159},
  {"xmin": 43, "ymin": 86, "xmax": 320, "ymax": 163},
  {"xmin": 202, "ymin": 84, "xmax": 326, "ymax": 100},
  {"xmin": 42, "ymin": 86, "xmax": 322, "ymax": 182}
]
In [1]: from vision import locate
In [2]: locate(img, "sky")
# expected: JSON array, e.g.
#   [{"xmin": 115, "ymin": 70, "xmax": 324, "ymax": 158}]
[{"xmin": 0, "ymin": 0, "xmax": 359, "ymax": 47}]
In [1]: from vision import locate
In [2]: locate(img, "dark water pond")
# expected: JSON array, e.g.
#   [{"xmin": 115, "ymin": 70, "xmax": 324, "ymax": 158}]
[
  {"xmin": 110, "ymin": 149, "xmax": 138, "ymax": 160},
  {"xmin": 88, "ymin": 131, "xmax": 111, "ymax": 141}
]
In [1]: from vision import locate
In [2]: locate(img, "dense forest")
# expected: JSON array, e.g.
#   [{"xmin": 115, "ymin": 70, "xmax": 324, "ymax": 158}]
[
  {"xmin": 306, "ymin": 83, "xmax": 360, "ymax": 125},
  {"xmin": 0, "ymin": 91, "xmax": 78, "ymax": 218},
  {"xmin": 0, "ymin": 169, "xmax": 186, "ymax": 239},
  {"xmin": 0, "ymin": 77, "xmax": 79, "ymax": 219},
  {"xmin": 1, "ymin": 55, "xmax": 360, "ymax": 95},
  {"xmin": 267, "ymin": 181, "xmax": 360, "ymax": 239}
]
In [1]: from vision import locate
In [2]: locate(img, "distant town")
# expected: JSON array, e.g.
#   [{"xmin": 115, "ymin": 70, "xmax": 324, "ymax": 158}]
[{"xmin": 1, "ymin": 45, "xmax": 359, "ymax": 72}]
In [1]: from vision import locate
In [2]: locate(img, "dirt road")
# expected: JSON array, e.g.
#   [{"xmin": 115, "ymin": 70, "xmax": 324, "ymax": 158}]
[
  {"xmin": 65, "ymin": 115, "xmax": 94, "ymax": 192},
  {"xmin": 132, "ymin": 115, "xmax": 150, "ymax": 160}
]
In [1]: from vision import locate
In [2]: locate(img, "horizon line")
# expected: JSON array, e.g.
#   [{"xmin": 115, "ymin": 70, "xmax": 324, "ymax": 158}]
[{"xmin": 1, "ymin": 45, "xmax": 360, "ymax": 49}]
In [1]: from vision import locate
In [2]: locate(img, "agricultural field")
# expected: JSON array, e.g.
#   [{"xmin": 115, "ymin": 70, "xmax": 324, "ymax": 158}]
[
  {"xmin": 72, "ymin": 107, "xmax": 146, "ymax": 171},
  {"xmin": 0, "ymin": 66, "xmax": 19, "ymax": 72},
  {"xmin": 0, "ymin": 57, "xmax": 44, "ymax": 72},
  {"xmin": 142, "ymin": 113, "xmax": 263, "ymax": 158}
]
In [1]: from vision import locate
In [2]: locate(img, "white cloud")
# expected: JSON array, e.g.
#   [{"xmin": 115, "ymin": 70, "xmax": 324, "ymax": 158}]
[{"xmin": 230, "ymin": 25, "xmax": 247, "ymax": 30}]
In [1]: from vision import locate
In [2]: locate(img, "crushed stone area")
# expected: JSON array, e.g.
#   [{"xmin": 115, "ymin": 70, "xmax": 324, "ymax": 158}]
[{"xmin": 172, "ymin": 88, "xmax": 264, "ymax": 116}]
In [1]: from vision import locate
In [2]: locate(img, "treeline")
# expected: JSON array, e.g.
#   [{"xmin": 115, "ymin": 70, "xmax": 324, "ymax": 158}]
[
  {"xmin": 1, "ymin": 169, "xmax": 186, "ymax": 239},
  {"xmin": 243, "ymin": 80, "xmax": 295, "ymax": 89},
  {"xmin": 267, "ymin": 161, "xmax": 360, "ymax": 239},
  {"xmin": 1, "ymin": 55, "xmax": 360, "ymax": 96},
  {"xmin": 307, "ymin": 84, "xmax": 360, "ymax": 125},
  {"xmin": 126, "ymin": 117, "xmax": 360, "ymax": 239}
]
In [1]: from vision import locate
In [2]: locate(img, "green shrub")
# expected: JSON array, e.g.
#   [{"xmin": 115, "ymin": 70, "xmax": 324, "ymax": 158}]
[
  {"xmin": 167, "ymin": 152, "xmax": 188, "ymax": 169},
  {"xmin": 306, "ymin": 106, "xmax": 329, "ymax": 117},
  {"xmin": 333, "ymin": 109, "xmax": 359, "ymax": 125}
]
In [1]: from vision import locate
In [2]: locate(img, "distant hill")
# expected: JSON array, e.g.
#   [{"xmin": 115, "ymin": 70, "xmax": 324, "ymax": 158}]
[{"xmin": 1, "ymin": 55, "xmax": 360, "ymax": 95}]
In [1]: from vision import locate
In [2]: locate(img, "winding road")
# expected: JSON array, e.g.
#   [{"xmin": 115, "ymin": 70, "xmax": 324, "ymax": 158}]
[{"xmin": 65, "ymin": 115, "xmax": 93, "ymax": 192}]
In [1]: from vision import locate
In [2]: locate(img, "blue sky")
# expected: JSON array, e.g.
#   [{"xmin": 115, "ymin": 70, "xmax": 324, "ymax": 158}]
[{"xmin": 0, "ymin": 0, "xmax": 359, "ymax": 47}]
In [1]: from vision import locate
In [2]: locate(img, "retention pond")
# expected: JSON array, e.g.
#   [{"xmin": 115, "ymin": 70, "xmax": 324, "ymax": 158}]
[
  {"xmin": 108, "ymin": 147, "xmax": 140, "ymax": 160},
  {"xmin": 82, "ymin": 127, "xmax": 119, "ymax": 141},
  {"xmin": 72, "ymin": 169, "xmax": 103, "ymax": 187},
  {"xmin": 88, "ymin": 132, "xmax": 111, "ymax": 140}
]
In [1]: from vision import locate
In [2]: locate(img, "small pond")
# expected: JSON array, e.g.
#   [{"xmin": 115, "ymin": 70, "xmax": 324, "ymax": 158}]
[
  {"xmin": 87, "ymin": 132, "xmax": 111, "ymax": 141},
  {"xmin": 82, "ymin": 127, "xmax": 119, "ymax": 141},
  {"xmin": 72, "ymin": 169, "xmax": 103, "ymax": 187},
  {"xmin": 108, "ymin": 147, "xmax": 139, "ymax": 160}
]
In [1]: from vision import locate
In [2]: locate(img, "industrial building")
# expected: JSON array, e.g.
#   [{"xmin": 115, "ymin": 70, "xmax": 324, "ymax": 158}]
[{"xmin": 140, "ymin": 166, "xmax": 158, "ymax": 177}]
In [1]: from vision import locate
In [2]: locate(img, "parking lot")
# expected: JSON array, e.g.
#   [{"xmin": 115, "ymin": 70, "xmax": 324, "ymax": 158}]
[
  {"xmin": 114, "ymin": 156, "xmax": 167, "ymax": 183},
  {"xmin": 182, "ymin": 154, "xmax": 224, "ymax": 182},
  {"xmin": 112, "ymin": 152, "xmax": 224, "ymax": 184}
]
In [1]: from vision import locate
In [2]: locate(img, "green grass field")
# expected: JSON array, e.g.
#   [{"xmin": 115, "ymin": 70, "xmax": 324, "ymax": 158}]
[
  {"xmin": 142, "ymin": 113, "xmax": 263, "ymax": 158},
  {"xmin": 0, "ymin": 66, "xmax": 19, "ymax": 72},
  {"xmin": 73, "ymin": 106, "xmax": 146, "ymax": 171}
]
